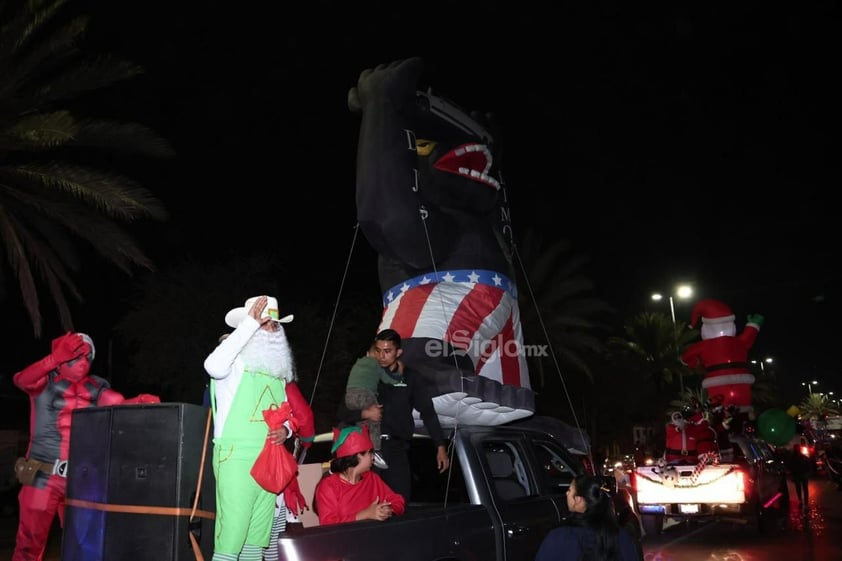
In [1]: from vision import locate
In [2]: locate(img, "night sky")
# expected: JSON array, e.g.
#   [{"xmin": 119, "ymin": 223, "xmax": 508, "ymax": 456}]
[{"xmin": 3, "ymin": 3, "xmax": 839, "ymax": 403}]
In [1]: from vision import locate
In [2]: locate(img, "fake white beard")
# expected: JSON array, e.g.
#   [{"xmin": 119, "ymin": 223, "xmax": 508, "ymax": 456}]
[{"xmin": 240, "ymin": 327, "xmax": 296, "ymax": 382}]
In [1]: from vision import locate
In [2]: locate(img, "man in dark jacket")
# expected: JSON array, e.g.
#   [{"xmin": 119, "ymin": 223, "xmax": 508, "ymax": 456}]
[
  {"xmin": 338, "ymin": 329, "xmax": 449, "ymax": 500},
  {"xmin": 786, "ymin": 443, "xmax": 813, "ymax": 508}
]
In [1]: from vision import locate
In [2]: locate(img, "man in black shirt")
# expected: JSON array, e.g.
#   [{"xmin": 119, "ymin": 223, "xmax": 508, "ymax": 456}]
[
  {"xmin": 786, "ymin": 442, "xmax": 813, "ymax": 508},
  {"xmin": 338, "ymin": 329, "xmax": 449, "ymax": 500}
]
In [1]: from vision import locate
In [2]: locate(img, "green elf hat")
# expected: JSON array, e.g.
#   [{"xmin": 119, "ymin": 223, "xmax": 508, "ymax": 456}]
[{"xmin": 331, "ymin": 425, "xmax": 373, "ymax": 457}]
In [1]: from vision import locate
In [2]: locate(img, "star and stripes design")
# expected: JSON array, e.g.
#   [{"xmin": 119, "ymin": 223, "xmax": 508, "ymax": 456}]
[{"xmin": 379, "ymin": 269, "xmax": 530, "ymax": 389}]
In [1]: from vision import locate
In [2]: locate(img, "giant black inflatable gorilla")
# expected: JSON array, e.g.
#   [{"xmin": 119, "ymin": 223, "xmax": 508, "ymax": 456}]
[{"xmin": 349, "ymin": 58, "xmax": 534, "ymax": 426}]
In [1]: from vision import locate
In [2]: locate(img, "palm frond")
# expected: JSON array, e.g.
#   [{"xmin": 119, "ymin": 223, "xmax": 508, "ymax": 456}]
[
  {"xmin": 9, "ymin": 163, "xmax": 167, "ymax": 220},
  {"xmin": 0, "ymin": 211, "xmax": 42, "ymax": 329},
  {"xmin": 71, "ymin": 121, "xmax": 176, "ymax": 158},
  {"xmin": 0, "ymin": 1, "xmax": 170, "ymax": 336},
  {"xmin": 0, "ymin": 0, "xmax": 68, "ymax": 60},
  {"xmin": 30, "ymin": 56, "xmax": 144, "ymax": 108},
  {"xmin": 797, "ymin": 394, "xmax": 840, "ymax": 420},
  {"xmin": 3, "ymin": 110, "xmax": 78, "ymax": 149},
  {"xmin": 0, "ymin": 15, "xmax": 87, "ymax": 103}
]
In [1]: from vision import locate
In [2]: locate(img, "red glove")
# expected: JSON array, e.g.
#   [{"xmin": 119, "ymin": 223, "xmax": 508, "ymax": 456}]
[
  {"xmin": 122, "ymin": 393, "xmax": 161, "ymax": 404},
  {"xmin": 283, "ymin": 476, "xmax": 308, "ymax": 515},
  {"xmin": 51, "ymin": 332, "xmax": 85, "ymax": 364}
]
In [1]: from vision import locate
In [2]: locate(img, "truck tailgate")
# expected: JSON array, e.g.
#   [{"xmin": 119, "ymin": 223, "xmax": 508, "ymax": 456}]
[{"xmin": 634, "ymin": 464, "xmax": 745, "ymax": 505}]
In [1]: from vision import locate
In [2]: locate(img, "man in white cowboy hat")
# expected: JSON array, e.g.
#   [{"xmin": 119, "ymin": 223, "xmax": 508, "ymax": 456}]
[{"xmin": 204, "ymin": 295, "xmax": 299, "ymax": 561}]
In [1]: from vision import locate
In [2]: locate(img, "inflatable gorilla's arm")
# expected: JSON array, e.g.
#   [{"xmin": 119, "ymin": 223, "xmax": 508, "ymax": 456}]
[
  {"xmin": 349, "ymin": 57, "xmax": 509, "ymax": 291},
  {"xmin": 349, "ymin": 58, "xmax": 427, "ymax": 269}
]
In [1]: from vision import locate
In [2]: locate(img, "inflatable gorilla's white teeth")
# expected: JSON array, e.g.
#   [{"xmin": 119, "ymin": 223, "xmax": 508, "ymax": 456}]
[{"xmin": 457, "ymin": 167, "xmax": 500, "ymax": 190}]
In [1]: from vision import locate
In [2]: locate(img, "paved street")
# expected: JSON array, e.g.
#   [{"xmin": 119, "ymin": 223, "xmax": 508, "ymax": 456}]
[{"xmin": 642, "ymin": 475, "xmax": 842, "ymax": 561}]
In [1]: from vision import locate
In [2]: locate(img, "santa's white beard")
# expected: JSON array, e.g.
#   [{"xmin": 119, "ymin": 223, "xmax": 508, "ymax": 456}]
[{"xmin": 240, "ymin": 327, "xmax": 296, "ymax": 381}]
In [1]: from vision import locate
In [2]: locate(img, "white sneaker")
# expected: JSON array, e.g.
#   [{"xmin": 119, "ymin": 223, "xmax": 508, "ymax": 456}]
[{"xmin": 373, "ymin": 451, "xmax": 389, "ymax": 470}]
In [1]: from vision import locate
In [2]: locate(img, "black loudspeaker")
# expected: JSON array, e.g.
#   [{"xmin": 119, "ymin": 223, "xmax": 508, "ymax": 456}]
[{"xmin": 61, "ymin": 403, "xmax": 215, "ymax": 561}]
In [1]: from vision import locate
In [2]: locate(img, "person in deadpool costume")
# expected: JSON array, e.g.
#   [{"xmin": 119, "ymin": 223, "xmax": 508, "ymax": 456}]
[{"xmin": 12, "ymin": 332, "xmax": 159, "ymax": 561}]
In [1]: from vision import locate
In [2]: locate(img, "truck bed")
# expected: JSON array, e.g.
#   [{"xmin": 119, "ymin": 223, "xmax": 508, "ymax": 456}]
[{"xmin": 276, "ymin": 421, "xmax": 614, "ymax": 561}]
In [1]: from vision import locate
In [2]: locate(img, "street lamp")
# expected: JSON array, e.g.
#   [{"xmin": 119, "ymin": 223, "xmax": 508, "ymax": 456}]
[
  {"xmin": 751, "ymin": 357, "xmax": 774, "ymax": 375},
  {"xmin": 802, "ymin": 380, "xmax": 818, "ymax": 395},
  {"xmin": 651, "ymin": 284, "xmax": 694, "ymax": 394}
]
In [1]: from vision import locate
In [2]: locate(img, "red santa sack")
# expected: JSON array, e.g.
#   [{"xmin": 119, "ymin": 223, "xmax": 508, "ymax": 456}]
[{"xmin": 250, "ymin": 402, "xmax": 299, "ymax": 493}]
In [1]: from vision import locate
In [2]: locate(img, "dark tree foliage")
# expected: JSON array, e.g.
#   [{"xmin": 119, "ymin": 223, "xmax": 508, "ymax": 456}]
[{"xmin": 0, "ymin": 0, "xmax": 173, "ymax": 337}]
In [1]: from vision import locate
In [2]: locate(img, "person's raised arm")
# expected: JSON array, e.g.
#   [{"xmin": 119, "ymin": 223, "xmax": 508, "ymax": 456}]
[
  {"xmin": 13, "ymin": 332, "xmax": 83, "ymax": 393},
  {"xmin": 204, "ymin": 316, "xmax": 260, "ymax": 379},
  {"xmin": 13, "ymin": 354, "xmax": 57, "ymax": 395}
]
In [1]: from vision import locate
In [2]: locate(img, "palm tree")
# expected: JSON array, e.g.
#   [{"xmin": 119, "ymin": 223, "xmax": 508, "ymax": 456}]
[
  {"xmin": 513, "ymin": 229, "xmax": 614, "ymax": 390},
  {"xmin": 797, "ymin": 394, "xmax": 840, "ymax": 421},
  {"xmin": 607, "ymin": 311, "xmax": 699, "ymax": 396},
  {"xmin": 668, "ymin": 385, "xmax": 708, "ymax": 414},
  {"xmin": 0, "ymin": 0, "xmax": 172, "ymax": 337}
]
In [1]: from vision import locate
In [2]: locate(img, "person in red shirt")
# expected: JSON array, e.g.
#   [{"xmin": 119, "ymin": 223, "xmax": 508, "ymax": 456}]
[
  {"xmin": 12, "ymin": 332, "xmax": 159, "ymax": 561},
  {"xmin": 314, "ymin": 425, "xmax": 405, "ymax": 525}
]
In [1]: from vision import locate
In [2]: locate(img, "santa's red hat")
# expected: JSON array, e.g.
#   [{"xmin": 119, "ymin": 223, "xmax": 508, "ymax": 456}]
[{"xmin": 689, "ymin": 299, "xmax": 735, "ymax": 329}]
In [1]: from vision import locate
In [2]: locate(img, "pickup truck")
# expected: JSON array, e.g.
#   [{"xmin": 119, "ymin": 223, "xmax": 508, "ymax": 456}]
[
  {"xmin": 277, "ymin": 416, "xmax": 641, "ymax": 561},
  {"xmin": 632, "ymin": 432, "xmax": 790, "ymax": 536}
]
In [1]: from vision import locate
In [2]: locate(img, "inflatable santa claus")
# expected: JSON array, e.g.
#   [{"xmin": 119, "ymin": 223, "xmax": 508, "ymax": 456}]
[{"xmin": 681, "ymin": 299, "xmax": 763, "ymax": 411}]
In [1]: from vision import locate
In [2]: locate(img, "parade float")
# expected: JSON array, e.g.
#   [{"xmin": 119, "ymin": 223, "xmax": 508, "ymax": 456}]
[
  {"xmin": 631, "ymin": 299, "xmax": 791, "ymax": 536},
  {"xmin": 349, "ymin": 57, "xmax": 534, "ymax": 428}
]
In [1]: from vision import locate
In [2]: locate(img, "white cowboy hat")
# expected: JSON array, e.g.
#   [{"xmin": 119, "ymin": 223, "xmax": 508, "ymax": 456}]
[{"xmin": 224, "ymin": 295, "xmax": 294, "ymax": 328}]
